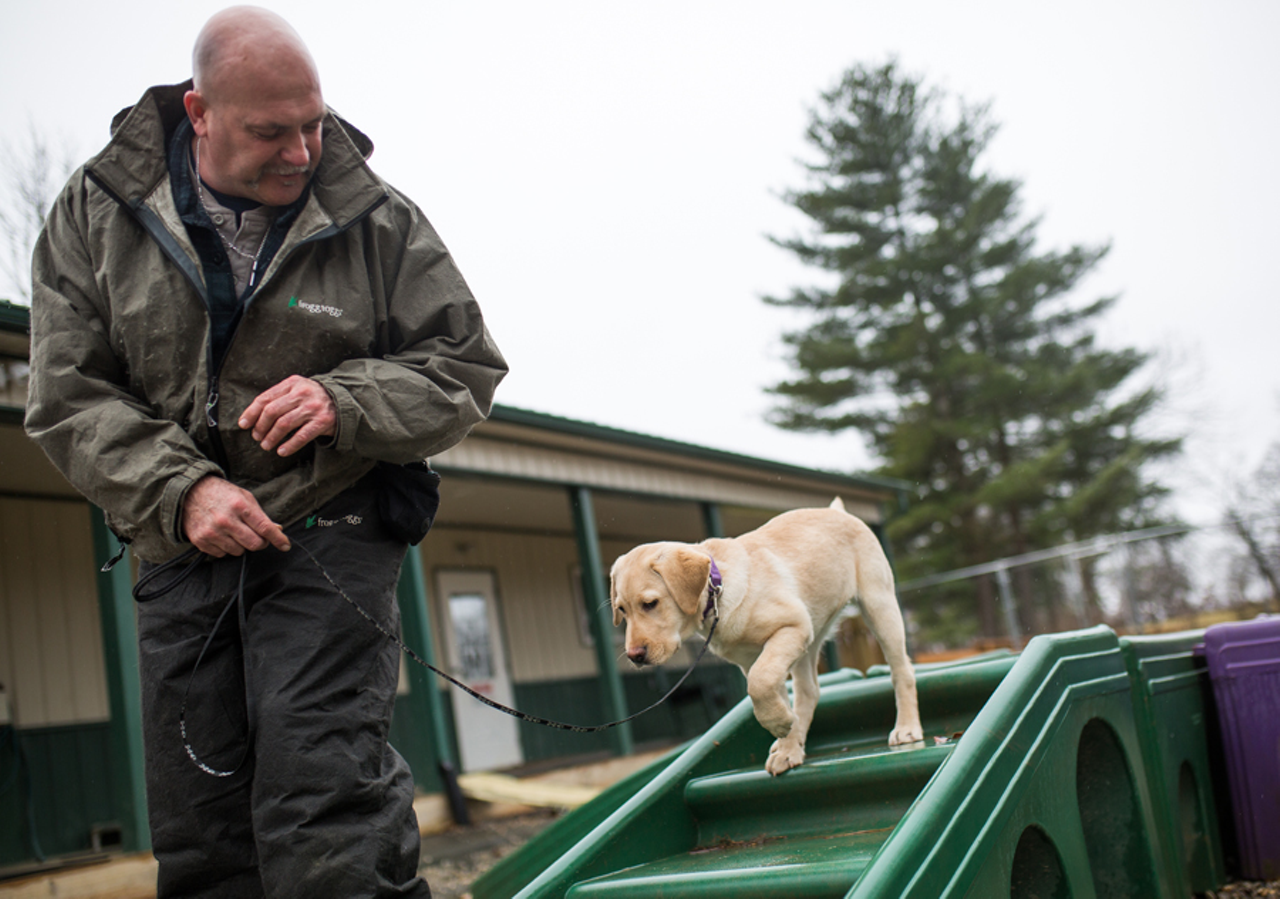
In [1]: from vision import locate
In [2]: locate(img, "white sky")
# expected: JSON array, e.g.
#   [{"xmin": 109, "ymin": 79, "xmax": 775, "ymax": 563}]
[{"xmin": 3, "ymin": 0, "xmax": 1277, "ymax": 524}]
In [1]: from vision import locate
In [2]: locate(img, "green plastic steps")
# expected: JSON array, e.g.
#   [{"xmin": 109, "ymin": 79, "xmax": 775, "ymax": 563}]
[
  {"xmin": 483, "ymin": 633, "xmax": 1230, "ymax": 898},
  {"xmin": 483, "ymin": 651, "xmax": 1024, "ymax": 899},
  {"xmin": 684, "ymin": 742, "xmax": 954, "ymax": 844},
  {"xmin": 566, "ymin": 828, "xmax": 894, "ymax": 899},
  {"xmin": 562, "ymin": 743, "xmax": 955, "ymax": 897}
]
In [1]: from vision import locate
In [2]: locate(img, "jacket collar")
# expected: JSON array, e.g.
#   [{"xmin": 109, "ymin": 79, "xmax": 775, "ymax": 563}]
[{"xmin": 88, "ymin": 81, "xmax": 387, "ymax": 229}]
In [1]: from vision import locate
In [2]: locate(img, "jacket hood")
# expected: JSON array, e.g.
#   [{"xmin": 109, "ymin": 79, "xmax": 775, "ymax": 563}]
[{"xmin": 93, "ymin": 81, "xmax": 382, "ymax": 226}]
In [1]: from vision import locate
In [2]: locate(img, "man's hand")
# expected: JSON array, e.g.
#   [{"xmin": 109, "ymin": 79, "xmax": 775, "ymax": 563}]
[
  {"xmin": 238, "ymin": 375, "xmax": 337, "ymax": 457},
  {"xmin": 182, "ymin": 475, "xmax": 291, "ymax": 557}
]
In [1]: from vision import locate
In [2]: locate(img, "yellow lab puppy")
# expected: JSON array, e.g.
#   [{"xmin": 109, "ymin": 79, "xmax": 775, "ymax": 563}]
[{"xmin": 610, "ymin": 498, "xmax": 923, "ymax": 775}]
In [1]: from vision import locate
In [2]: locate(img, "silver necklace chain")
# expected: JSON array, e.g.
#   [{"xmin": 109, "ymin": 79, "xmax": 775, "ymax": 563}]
[{"xmin": 194, "ymin": 137, "xmax": 269, "ymax": 285}]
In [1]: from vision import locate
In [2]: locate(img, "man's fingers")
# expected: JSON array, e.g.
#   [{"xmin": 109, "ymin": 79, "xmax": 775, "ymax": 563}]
[
  {"xmin": 189, "ymin": 510, "xmax": 269, "ymax": 556},
  {"xmin": 232, "ymin": 500, "xmax": 291, "ymax": 552},
  {"xmin": 256, "ymin": 407, "xmax": 333, "ymax": 455},
  {"xmin": 252, "ymin": 406, "xmax": 304, "ymax": 451},
  {"xmin": 237, "ymin": 376, "xmax": 298, "ymax": 431},
  {"xmin": 237, "ymin": 388, "xmax": 275, "ymax": 433},
  {"xmin": 254, "ymin": 518, "xmax": 292, "ymax": 553},
  {"xmin": 189, "ymin": 532, "xmax": 237, "ymax": 558},
  {"xmin": 187, "ymin": 518, "xmax": 259, "ymax": 557},
  {"xmin": 183, "ymin": 476, "xmax": 290, "ymax": 555},
  {"xmin": 239, "ymin": 376, "xmax": 336, "ymax": 454},
  {"xmin": 274, "ymin": 419, "xmax": 329, "ymax": 458}
]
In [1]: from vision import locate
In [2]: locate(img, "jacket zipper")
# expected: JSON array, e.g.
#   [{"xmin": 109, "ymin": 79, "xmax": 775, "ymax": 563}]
[
  {"xmin": 206, "ymin": 376, "xmax": 219, "ymax": 429},
  {"xmin": 88, "ymin": 172, "xmax": 234, "ymax": 472},
  {"xmin": 93, "ymin": 169, "xmax": 389, "ymax": 471},
  {"xmin": 201, "ymin": 192, "xmax": 391, "ymax": 468}
]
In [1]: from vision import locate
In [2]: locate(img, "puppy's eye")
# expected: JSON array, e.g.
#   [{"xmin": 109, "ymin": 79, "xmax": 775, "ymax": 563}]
[{"xmin": 642, "ymin": 600, "xmax": 659, "ymax": 612}]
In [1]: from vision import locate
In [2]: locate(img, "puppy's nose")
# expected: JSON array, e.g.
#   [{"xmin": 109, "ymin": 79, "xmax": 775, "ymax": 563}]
[{"xmin": 627, "ymin": 646, "xmax": 649, "ymax": 666}]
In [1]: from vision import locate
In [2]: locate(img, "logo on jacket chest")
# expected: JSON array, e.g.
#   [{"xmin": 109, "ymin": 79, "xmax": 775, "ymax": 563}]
[{"xmin": 288, "ymin": 296, "xmax": 343, "ymax": 318}]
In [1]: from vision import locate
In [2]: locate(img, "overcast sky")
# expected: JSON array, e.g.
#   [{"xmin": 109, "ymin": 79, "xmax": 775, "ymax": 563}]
[{"xmin": 3, "ymin": 0, "xmax": 1277, "ymax": 523}]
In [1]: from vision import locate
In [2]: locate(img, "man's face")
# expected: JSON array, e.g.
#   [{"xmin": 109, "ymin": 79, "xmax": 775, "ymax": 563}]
[{"xmin": 186, "ymin": 65, "xmax": 325, "ymax": 207}]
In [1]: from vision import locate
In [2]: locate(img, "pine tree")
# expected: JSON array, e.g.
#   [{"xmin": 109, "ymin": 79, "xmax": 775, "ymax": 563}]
[{"xmin": 766, "ymin": 61, "xmax": 1181, "ymax": 645}]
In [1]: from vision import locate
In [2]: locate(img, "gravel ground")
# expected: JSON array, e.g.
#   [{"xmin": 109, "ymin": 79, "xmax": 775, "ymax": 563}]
[
  {"xmin": 417, "ymin": 810, "xmax": 562, "ymax": 899},
  {"xmin": 1202, "ymin": 884, "xmax": 1280, "ymax": 898}
]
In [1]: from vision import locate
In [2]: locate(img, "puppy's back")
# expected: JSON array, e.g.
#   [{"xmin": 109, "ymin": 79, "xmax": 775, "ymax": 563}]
[{"xmin": 738, "ymin": 506, "xmax": 893, "ymax": 605}]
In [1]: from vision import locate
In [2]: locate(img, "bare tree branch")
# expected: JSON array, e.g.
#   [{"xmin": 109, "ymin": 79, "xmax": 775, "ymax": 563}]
[
  {"xmin": 1227, "ymin": 508, "xmax": 1280, "ymax": 605},
  {"xmin": 1223, "ymin": 442, "xmax": 1280, "ymax": 609},
  {"xmin": 0, "ymin": 123, "xmax": 78, "ymax": 304}
]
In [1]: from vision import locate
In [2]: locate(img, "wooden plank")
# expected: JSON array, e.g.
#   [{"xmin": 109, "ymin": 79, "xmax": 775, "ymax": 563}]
[
  {"xmin": 457, "ymin": 771, "xmax": 600, "ymax": 809},
  {"xmin": 0, "ymin": 852, "xmax": 156, "ymax": 898}
]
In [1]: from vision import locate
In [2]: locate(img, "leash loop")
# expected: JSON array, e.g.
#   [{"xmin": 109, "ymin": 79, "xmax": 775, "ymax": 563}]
[{"xmin": 133, "ymin": 548, "xmax": 255, "ymax": 777}]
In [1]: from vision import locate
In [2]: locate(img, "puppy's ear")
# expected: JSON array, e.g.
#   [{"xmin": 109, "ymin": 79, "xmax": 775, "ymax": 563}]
[
  {"xmin": 610, "ymin": 557, "xmax": 622, "ymax": 626},
  {"xmin": 656, "ymin": 547, "xmax": 712, "ymax": 618}
]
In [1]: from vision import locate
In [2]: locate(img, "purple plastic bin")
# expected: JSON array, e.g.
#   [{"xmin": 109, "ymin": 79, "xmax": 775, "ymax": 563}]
[{"xmin": 1201, "ymin": 617, "xmax": 1280, "ymax": 880}]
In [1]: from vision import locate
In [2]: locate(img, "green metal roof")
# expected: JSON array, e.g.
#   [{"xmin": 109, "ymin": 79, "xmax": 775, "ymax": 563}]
[
  {"xmin": 487, "ymin": 405, "xmax": 910, "ymax": 504},
  {"xmin": 0, "ymin": 299, "xmax": 29, "ymax": 332}
]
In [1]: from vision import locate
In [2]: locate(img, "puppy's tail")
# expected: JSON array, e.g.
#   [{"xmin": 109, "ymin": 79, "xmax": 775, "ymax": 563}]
[{"xmin": 829, "ymin": 496, "xmax": 846, "ymax": 513}]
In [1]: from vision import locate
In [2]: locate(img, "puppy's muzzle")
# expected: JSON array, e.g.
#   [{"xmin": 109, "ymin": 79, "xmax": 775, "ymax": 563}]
[{"xmin": 626, "ymin": 646, "xmax": 650, "ymax": 666}]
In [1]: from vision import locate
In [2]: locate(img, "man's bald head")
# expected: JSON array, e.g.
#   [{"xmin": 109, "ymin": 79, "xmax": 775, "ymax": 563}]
[
  {"xmin": 183, "ymin": 7, "xmax": 326, "ymax": 206},
  {"xmin": 192, "ymin": 6, "xmax": 321, "ymax": 106}
]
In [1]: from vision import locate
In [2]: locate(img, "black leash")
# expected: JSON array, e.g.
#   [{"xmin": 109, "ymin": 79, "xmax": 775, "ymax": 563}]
[
  {"xmin": 129, "ymin": 538, "xmax": 721, "ymax": 776},
  {"xmin": 292, "ymin": 541, "xmax": 720, "ymax": 734}
]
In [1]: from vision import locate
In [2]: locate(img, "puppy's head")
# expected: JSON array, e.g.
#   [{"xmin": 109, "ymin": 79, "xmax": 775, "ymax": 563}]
[{"xmin": 610, "ymin": 543, "xmax": 711, "ymax": 667}]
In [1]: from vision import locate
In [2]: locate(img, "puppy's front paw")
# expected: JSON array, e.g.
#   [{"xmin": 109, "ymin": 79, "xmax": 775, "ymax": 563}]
[
  {"xmin": 888, "ymin": 723, "xmax": 924, "ymax": 746},
  {"xmin": 766, "ymin": 737, "xmax": 806, "ymax": 776}
]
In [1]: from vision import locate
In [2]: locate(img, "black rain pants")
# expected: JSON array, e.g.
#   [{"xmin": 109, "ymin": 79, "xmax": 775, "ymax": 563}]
[{"xmin": 137, "ymin": 478, "xmax": 431, "ymax": 898}]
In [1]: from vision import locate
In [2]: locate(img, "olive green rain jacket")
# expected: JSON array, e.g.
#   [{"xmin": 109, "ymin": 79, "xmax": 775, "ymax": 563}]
[{"xmin": 25, "ymin": 82, "xmax": 508, "ymax": 562}]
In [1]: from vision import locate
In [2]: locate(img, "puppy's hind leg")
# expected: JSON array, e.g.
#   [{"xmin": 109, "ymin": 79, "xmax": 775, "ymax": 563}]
[{"xmin": 859, "ymin": 583, "xmax": 924, "ymax": 746}]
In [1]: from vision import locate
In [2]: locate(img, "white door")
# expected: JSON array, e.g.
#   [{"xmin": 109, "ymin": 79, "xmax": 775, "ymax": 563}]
[{"xmin": 436, "ymin": 570, "xmax": 523, "ymax": 772}]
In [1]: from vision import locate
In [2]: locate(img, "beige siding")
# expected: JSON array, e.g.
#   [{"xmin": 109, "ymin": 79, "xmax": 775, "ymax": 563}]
[
  {"xmin": 0, "ymin": 498, "xmax": 109, "ymax": 727},
  {"xmin": 436, "ymin": 437, "xmax": 883, "ymax": 522},
  {"xmin": 0, "ymin": 358, "xmax": 29, "ymax": 408},
  {"xmin": 420, "ymin": 527, "xmax": 597, "ymax": 682}
]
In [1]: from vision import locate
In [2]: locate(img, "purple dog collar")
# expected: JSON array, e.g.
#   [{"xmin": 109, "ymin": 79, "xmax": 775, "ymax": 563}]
[{"xmin": 705, "ymin": 556, "xmax": 723, "ymax": 620}]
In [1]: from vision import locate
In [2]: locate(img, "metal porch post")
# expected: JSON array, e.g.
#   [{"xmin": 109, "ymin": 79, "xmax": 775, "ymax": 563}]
[
  {"xmin": 700, "ymin": 501, "xmax": 725, "ymax": 539},
  {"xmin": 396, "ymin": 547, "xmax": 470, "ymax": 824},
  {"xmin": 995, "ymin": 566, "xmax": 1024, "ymax": 650},
  {"xmin": 90, "ymin": 508, "xmax": 150, "ymax": 852},
  {"xmin": 569, "ymin": 486, "xmax": 633, "ymax": 756}
]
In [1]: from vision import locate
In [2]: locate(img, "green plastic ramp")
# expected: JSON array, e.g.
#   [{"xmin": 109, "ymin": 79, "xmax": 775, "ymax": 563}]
[{"xmin": 473, "ymin": 626, "xmax": 1227, "ymax": 899}]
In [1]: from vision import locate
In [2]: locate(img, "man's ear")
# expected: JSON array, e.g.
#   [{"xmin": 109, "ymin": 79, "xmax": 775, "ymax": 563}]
[
  {"xmin": 184, "ymin": 89, "xmax": 210, "ymax": 136},
  {"xmin": 656, "ymin": 547, "xmax": 711, "ymax": 618}
]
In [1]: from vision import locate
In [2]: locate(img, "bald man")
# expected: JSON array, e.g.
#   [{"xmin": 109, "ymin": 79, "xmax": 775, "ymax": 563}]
[{"xmin": 26, "ymin": 7, "xmax": 506, "ymax": 897}]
